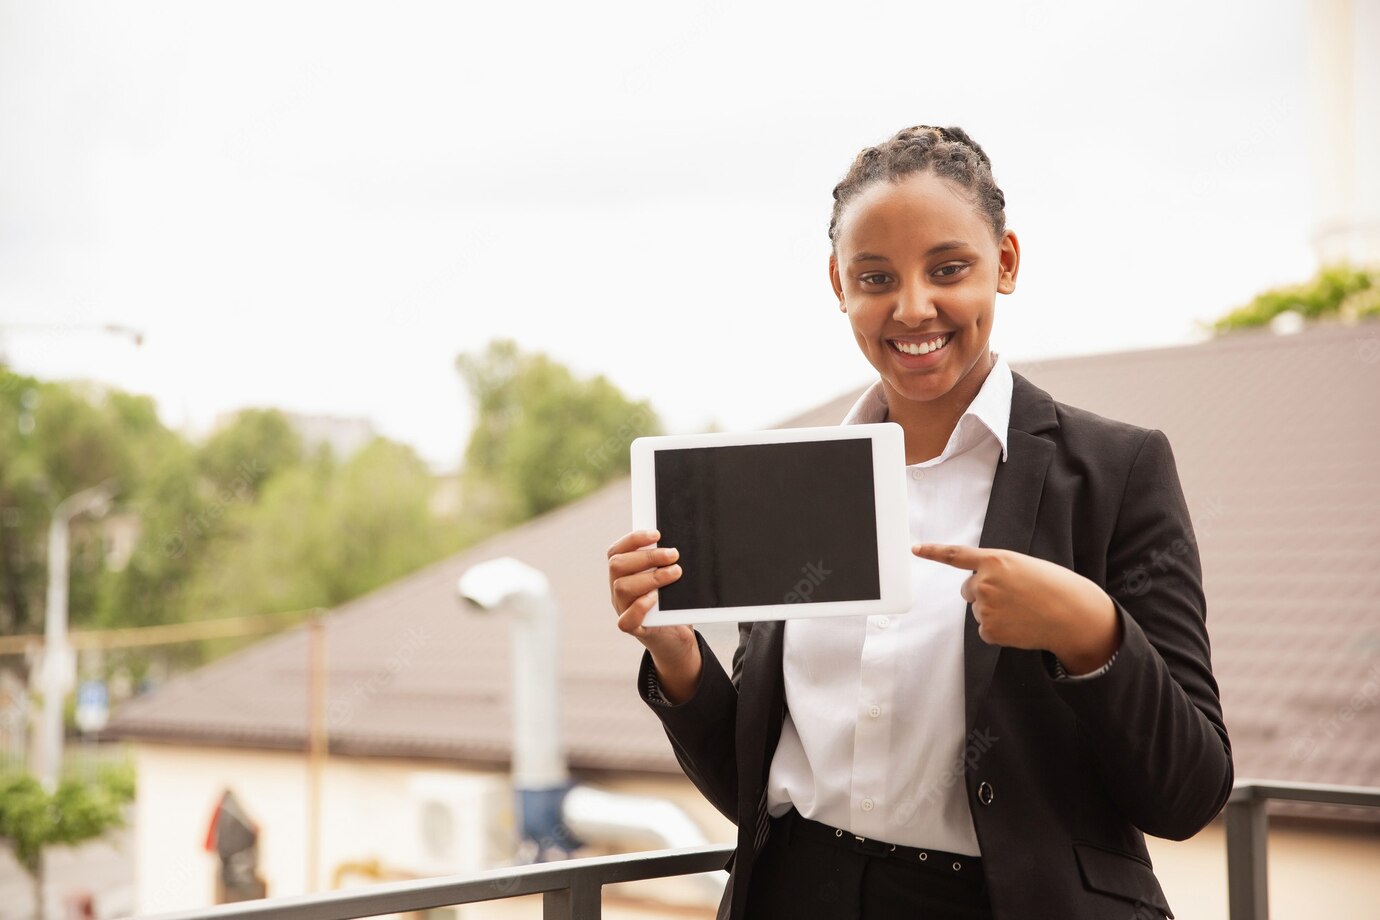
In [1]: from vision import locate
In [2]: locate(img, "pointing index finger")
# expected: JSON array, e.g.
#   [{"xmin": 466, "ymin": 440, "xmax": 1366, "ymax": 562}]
[{"xmin": 912, "ymin": 542, "xmax": 987, "ymax": 570}]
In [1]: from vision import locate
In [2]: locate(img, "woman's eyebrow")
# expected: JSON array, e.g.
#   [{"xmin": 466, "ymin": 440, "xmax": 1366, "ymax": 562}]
[
  {"xmin": 849, "ymin": 240, "xmax": 970, "ymax": 264},
  {"xmin": 850, "ymin": 252, "xmax": 891, "ymax": 264}
]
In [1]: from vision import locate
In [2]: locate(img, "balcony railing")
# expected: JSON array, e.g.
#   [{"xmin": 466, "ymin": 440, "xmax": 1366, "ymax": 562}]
[
  {"xmin": 1224, "ymin": 779, "xmax": 1380, "ymax": 920},
  {"xmin": 137, "ymin": 844, "xmax": 735, "ymax": 920},
  {"xmin": 137, "ymin": 781, "xmax": 1380, "ymax": 920}
]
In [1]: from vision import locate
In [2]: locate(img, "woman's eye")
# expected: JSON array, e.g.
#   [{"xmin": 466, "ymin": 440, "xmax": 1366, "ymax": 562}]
[
  {"xmin": 934, "ymin": 263, "xmax": 970, "ymax": 279},
  {"xmin": 859, "ymin": 273, "xmax": 890, "ymax": 286}
]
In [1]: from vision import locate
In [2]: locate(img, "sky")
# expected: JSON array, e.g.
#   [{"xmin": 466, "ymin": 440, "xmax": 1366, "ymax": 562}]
[{"xmin": 0, "ymin": 0, "xmax": 1318, "ymax": 472}]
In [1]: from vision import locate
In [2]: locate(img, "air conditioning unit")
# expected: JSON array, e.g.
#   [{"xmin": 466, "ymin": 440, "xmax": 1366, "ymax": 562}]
[{"xmin": 406, "ymin": 771, "xmax": 516, "ymax": 881}]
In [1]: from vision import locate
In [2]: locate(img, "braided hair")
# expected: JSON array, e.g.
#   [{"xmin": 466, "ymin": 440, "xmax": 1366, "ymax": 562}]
[{"xmin": 828, "ymin": 125, "xmax": 1007, "ymax": 250}]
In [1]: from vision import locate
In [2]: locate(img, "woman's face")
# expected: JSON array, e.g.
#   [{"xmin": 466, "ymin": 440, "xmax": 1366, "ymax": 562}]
[{"xmin": 829, "ymin": 171, "xmax": 1019, "ymax": 408}]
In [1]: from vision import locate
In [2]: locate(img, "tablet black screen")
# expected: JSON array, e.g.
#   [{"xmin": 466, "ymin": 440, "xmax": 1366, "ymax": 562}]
[{"xmin": 653, "ymin": 437, "xmax": 881, "ymax": 610}]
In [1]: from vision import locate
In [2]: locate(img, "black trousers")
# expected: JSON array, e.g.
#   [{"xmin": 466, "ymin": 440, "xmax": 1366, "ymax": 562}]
[{"xmin": 745, "ymin": 810, "xmax": 996, "ymax": 920}]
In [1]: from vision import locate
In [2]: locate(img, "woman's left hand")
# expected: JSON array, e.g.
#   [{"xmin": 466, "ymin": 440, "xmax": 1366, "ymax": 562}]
[{"xmin": 912, "ymin": 543, "xmax": 1123, "ymax": 675}]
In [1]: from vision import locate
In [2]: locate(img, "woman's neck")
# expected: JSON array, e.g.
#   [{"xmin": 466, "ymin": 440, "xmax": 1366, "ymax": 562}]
[{"xmin": 884, "ymin": 351, "xmax": 996, "ymax": 465}]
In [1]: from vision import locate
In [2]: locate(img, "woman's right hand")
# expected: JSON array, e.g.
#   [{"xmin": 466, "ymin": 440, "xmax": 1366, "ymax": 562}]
[{"xmin": 607, "ymin": 528, "xmax": 703, "ymax": 703}]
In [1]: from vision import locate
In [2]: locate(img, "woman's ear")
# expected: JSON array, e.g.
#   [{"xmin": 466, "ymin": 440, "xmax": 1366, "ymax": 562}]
[
  {"xmin": 828, "ymin": 253, "xmax": 847, "ymax": 312},
  {"xmin": 997, "ymin": 230, "xmax": 1020, "ymax": 295}
]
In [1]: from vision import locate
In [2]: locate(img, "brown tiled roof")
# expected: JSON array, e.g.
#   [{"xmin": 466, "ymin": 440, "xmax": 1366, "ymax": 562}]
[{"xmin": 108, "ymin": 320, "xmax": 1380, "ymax": 807}]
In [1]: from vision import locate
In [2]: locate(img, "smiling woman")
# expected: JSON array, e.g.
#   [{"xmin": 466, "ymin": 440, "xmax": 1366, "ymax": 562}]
[{"xmin": 607, "ymin": 123, "xmax": 1233, "ymax": 920}]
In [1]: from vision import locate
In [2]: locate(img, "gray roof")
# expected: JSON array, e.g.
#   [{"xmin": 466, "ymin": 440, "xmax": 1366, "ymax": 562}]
[{"xmin": 109, "ymin": 320, "xmax": 1380, "ymax": 805}]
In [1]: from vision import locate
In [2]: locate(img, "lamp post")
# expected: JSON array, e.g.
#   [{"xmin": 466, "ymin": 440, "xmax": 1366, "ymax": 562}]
[{"xmin": 35, "ymin": 479, "xmax": 117, "ymax": 791}]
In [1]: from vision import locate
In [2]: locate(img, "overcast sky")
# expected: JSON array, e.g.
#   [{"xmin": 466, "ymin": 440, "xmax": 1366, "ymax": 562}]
[{"xmin": 0, "ymin": 0, "xmax": 1317, "ymax": 471}]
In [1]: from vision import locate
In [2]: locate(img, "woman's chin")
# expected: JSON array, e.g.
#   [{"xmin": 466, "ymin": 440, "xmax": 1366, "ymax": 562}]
[{"xmin": 885, "ymin": 373, "xmax": 957, "ymax": 405}]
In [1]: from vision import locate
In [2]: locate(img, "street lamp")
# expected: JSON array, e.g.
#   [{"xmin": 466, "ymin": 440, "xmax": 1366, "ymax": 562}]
[{"xmin": 35, "ymin": 479, "xmax": 117, "ymax": 791}]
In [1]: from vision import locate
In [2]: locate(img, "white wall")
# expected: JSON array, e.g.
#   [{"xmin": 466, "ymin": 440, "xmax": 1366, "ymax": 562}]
[
  {"xmin": 129, "ymin": 744, "xmax": 729, "ymax": 918},
  {"xmin": 131, "ymin": 744, "xmax": 510, "ymax": 915},
  {"xmin": 1149, "ymin": 818, "xmax": 1380, "ymax": 920}
]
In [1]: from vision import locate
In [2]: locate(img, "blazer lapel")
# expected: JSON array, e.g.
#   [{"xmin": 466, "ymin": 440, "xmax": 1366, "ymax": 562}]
[{"xmin": 964, "ymin": 371, "xmax": 1057, "ymax": 735}]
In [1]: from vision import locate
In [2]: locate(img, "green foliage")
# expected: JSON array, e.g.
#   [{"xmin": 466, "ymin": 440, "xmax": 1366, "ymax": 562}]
[
  {"xmin": 456, "ymin": 339, "xmax": 662, "ymax": 523},
  {"xmin": 92, "ymin": 439, "xmax": 207, "ymax": 630},
  {"xmin": 198, "ymin": 408, "xmax": 303, "ymax": 499},
  {"xmin": 182, "ymin": 437, "xmax": 462, "ymax": 624},
  {"xmin": 0, "ymin": 764, "xmax": 135, "ymax": 874},
  {"xmin": 0, "ymin": 373, "xmax": 127, "ymax": 635},
  {"xmin": 0, "ymin": 371, "xmax": 468, "ymax": 671},
  {"xmin": 1211, "ymin": 263, "xmax": 1380, "ymax": 332}
]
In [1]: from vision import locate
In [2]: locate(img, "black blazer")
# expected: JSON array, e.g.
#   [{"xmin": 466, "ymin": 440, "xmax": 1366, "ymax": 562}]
[{"xmin": 638, "ymin": 370, "xmax": 1233, "ymax": 920}]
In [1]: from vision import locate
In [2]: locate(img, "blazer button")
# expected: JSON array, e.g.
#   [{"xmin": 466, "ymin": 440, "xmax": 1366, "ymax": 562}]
[{"xmin": 977, "ymin": 781, "xmax": 994, "ymax": 806}]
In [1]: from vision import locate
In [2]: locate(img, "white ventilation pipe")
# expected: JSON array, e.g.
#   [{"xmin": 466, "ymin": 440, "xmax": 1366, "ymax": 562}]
[
  {"xmin": 456, "ymin": 557, "xmax": 726, "ymax": 905},
  {"xmin": 561, "ymin": 785, "xmax": 728, "ymax": 903},
  {"xmin": 457, "ymin": 557, "xmax": 567, "ymax": 790}
]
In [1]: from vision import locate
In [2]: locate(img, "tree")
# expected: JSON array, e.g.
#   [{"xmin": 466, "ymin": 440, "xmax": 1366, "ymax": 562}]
[
  {"xmin": 1209, "ymin": 263, "xmax": 1380, "ymax": 333},
  {"xmin": 0, "ymin": 372, "xmax": 135, "ymax": 636},
  {"xmin": 456, "ymin": 339, "xmax": 662, "ymax": 524},
  {"xmin": 0, "ymin": 368, "xmax": 224, "ymax": 638},
  {"xmin": 0, "ymin": 764, "xmax": 135, "ymax": 920},
  {"xmin": 198, "ymin": 408, "xmax": 304, "ymax": 499},
  {"xmin": 181, "ymin": 436, "xmax": 465, "ymax": 632}
]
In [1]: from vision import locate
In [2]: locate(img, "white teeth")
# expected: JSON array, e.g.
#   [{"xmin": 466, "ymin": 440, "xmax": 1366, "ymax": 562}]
[{"xmin": 891, "ymin": 334, "xmax": 951, "ymax": 355}]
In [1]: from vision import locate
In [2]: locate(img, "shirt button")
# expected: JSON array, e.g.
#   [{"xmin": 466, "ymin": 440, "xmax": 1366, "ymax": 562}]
[
  {"xmin": 910, "ymin": 468, "xmax": 925, "ymax": 481},
  {"xmin": 977, "ymin": 781, "xmax": 995, "ymax": 806},
  {"xmin": 876, "ymin": 616, "xmax": 890, "ymax": 629},
  {"xmin": 861, "ymin": 798, "xmax": 875, "ymax": 812},
  {"xmin": 868, "ymin": 705, "xmax": 881, "ymax": 718}
]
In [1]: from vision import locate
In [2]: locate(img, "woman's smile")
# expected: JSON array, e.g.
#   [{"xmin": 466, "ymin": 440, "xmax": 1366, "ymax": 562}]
[{"xmin": 887, "ymin": 332, "xmax": 954, "ymax": 367}]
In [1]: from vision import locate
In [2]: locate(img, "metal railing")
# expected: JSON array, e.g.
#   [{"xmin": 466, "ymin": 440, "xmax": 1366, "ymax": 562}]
[
  {"xmin": 1224, "ymin": 780, "xmax": 1380, "ymax": 920},
  {"xmin": 134, "ymin": 780, "xmax": 1380, "ymax": 920},
  {"xmin": 136, "ymin": 844, "xmax": 734, "ymax": 920}
]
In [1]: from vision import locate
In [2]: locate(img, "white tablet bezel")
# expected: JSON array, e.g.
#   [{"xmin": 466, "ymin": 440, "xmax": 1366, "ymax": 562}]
[{"xmin": 630, "ymin": 422, "xmax": 912, "ymax": 626}]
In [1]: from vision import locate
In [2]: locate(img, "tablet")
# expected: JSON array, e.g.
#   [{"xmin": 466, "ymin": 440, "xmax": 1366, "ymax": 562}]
[{"xmin": 629, "ymin": 422, "xmax": 912, "ymax": 626}]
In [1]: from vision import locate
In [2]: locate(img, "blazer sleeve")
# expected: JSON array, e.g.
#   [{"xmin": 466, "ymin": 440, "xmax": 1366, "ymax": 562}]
[
  {"xmin": 1046, "ymin": 427, "xmax": 1234, "ymax": 840},
  {"xmin": 636, "ymin": 623, "xmax": 751, "ymax": 824}
]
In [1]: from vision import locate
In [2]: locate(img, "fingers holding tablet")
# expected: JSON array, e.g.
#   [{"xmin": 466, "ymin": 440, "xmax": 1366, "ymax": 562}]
[
  {"xmin": 607, "ymin": 529, "xmax": 681, "ymax": 612},
  {"xmin": 607, "ymin": 528, "xmax": 693, "ymax": 634}
]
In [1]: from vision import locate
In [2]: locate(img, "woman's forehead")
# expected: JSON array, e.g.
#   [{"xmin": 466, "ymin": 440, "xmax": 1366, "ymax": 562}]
[{"xmin": 836, "ymin": 173, "xmax": 989, "ymax": 254}]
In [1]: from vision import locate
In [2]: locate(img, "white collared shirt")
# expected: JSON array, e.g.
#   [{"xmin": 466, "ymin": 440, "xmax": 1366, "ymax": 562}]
[{"xmin": 764, "ymin": 352, "xmax": 1014, "ymax": 855}]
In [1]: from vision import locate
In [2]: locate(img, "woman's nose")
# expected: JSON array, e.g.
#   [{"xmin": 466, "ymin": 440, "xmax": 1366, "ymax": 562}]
[{"xmin": 893, "ymin": 283, "xmax": 938, "ymax": 324}]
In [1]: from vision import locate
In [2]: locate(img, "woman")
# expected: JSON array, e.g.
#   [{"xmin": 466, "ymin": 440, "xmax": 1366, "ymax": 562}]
[{"xmin": 606, "ymin": 124, "xmax": 1232, "ymax": 920}]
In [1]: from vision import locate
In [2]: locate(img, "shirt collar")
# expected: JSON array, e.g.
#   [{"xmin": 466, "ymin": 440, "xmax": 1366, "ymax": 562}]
[{"xmin": 840, "ymin": 351, "xmax": 1012, "ymax": 463}]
